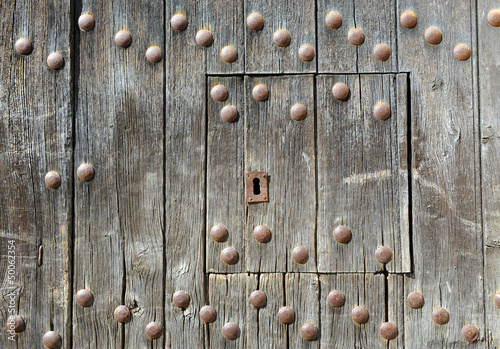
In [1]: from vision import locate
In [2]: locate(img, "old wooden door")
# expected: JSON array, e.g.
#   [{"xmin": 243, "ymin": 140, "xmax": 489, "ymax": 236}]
[{"xmin": 1, "ymin": 0, "xmax": 499, "ymax": 348}]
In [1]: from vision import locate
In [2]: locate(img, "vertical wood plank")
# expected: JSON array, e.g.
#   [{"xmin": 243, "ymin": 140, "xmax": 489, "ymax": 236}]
[
  {"xmin": 245, "ymin": 76, "xmax": 316, "ymax": 273},
  {"xmin": 245, "ymin": 0, "xmax": 316, "ymax": 73},
  {"xmin": 0, "ymin": 1, "xmax": 72, "ymax": 348},
  {"xmin": 388, "ymin": 274, "xmax": 405, "ymax": 349},
  {"xmin": 398, "ymin": 0, "xmax": 484, "ymax": 346}
]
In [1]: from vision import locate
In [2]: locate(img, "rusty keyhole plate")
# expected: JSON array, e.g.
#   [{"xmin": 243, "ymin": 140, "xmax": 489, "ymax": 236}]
[{"xmin": 246, "ymin": 171, "xmax": 268, "ymax": 203}]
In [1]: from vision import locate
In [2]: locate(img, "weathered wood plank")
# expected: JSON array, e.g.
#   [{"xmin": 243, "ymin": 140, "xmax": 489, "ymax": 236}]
[
  {"xmin": 398, "ymin": 0, "xmax": 484, "ymax": 346},
  {"xmin": 207, "ymin": 76, "xmax": 245, "ymax": 273},
  {"xmin": 245, "ymin": 0, "xmax": 316, "ymax": 73},
  {"xmin": 0, "ymin": 1, "xmax": 72, "ymax": 348},
  {"xmin": 245, "ymin": 75, "xmax": 316, "ymax": 273},
  {"xmin": 388, "ymin": 274, "xmax": 405, "ymax": 349}
]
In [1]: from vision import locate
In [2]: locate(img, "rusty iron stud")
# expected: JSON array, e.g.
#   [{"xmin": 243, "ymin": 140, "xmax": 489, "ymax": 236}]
[
  {"xmin": 220, "ymin": 45, "xmax": 238, "ymax": 63},
  {"xmin": 332, "ymin": 82, "xmax": 350, "ymax": 101},
  {"xmin": 220, "ymin": 105, "xmax": 238, "ymax": 123},
  {"xmin": 373, "ymin": 44, "xmax": 391, "ymax": 62},
  {"xmin": 196, "ymin": 29, "xmax": 213, "ymax": 47},
  {"xmin": 347, "ymin": 28, "xmax": 364, "ymax": 46},
  {"xmin": 114, "ymin": 305, "xmax": 131, "ymax": 323},
  {"xmin": 432, "ymin": 306, "xmax": 450, "ymax": 325},
  {"xmin": 333, "ymin": 225, "xmax": 352, "ymax": 244},
  {"xmin": 115, "ymin": 30, "xmax": 132, "ymax": 48},
  {"xmin": 211, "ymin": 84, "xmax": 228, "ymax": 102},
  {"xmin": 453, "ymin": 44, "xmax": 471, "ymax": 61},
  {"xmin": 145, "ymin": 321, "xmax": 162, "ymax": 340},
  {"xmin": 78, "ymin": 13, "xmax": 95, "ymax": 31},
  {"xmin": 327, "ymin": 290, "xmax": 345, "ymax": 307},
  {"xmin": 273, "ymin": 29, "xmax": 291, "ymax": 48},
  {"xmin": 400, "ymin": 11, "xmax": 417, "ymax": 29},
  {"xmin": 146, "ymin": 46, "xmax": 162, "ymax": 63},
  {"xmin": 461, "ymin": 324, "xmax": 479, "ymax": 342},
  {"xmin": 249, "ymin": 290, "xmax": 267, "ymax": 308},
  {"xmin": 210, "ymin": 224, "xmax": 229, "ymax": 242},
  {"xmin": 171, "ymin": 13, "xmax": 188, "ymax": 31},
  {"xmin": 7, "ymin": 315, "xmax": 25, "ymax": 333},
  {"xmin": 43, "ymin": 331, "xmax": 62, "ymax": 349},
  {"xmin": 199, "ymin": 305, "xmax": 217, "ymax": 323},
  {"xmin": 375, "ymin": 246, "xmax": 393, "ymax": 264},
  {"xmin": 45, "ymin": 171, "xmax": 61, "ymax": 189},
  {"xmin": 75, "ymin": 289, "xmax": 94, "ymax": 307},
  {"xmin": 407, "ymin": 291, "xmax": 424, "ymax": 309},
  {"xmin": 495, "ymin": 291, "xmax": 500, "ymax": 308},
  {"xmin": 77, "ymin": 163, "xmax": 95, "ymax": 182},
  {"xmin": 253, "ymin": 225, "xmax": 272, "ymax": 243},
  {"xmin": 172, "ymin": 290, "xmax": 190, "ymax": 309},
  {"xmin": 252, "ymin": 84, "xmax": 269, "ymax": 102},
  {"xmin": 220, "ymin": 247, "xmax": 239, "ymax": 265},
  {"xmin": 292, "ymin": 246, "xmax": 309, "ymax": 264},
  {"xmin": 424, "ymin": 27, "xmax": 442, "ymax": 45},
  {"xmin": 247, "ymin": 13, "xmax": 264, "ymax": 31},
  {"xmin": 351, "ymin": 306, "xmax": 369, "ymax": 325},
  {"xmin": 325, "ymin": 12, "xmax": 342, "ymax": 29},
  {"xmin": 15, "ymin": 38, "xmax": 32, "ymax": 55},
  {"xmin": 290, "ymin": 103, "xmax": 307, "ymax": 121},
  {"xmin": 278, "ymin": 306, "xmax": 295, "ymax": 324},
  {"xmin": 488, "ymin": 9, "xmax": 500, "ymax": 27},
  {"xmin": 301, "ymin": 323, "xmax": 319, "ymax": 341},
  {"xmin": 373, "ymin": 102, "xmax": 391, "ymax": 121},
  {"xmin": 47, "ymin": 52, "xmax": 64, "ymax": 70},
  {"xmin": 222, "ymin": 322, "xmax": 239, "ymax": 340},
  {"xmin": 380, "ymin": 322, "xmax": 398, "ymax": 340},
  {"xmin": 298, "ymin": 44, "xmax": 315, "ymax": 62}
]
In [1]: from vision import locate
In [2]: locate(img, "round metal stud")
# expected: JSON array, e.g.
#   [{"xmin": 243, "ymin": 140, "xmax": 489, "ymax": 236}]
[
  {"xmin": 375, "ymin": 246, "xmax": 393, "ymax": 264},
  {"xmin": 45, "ymin": 171, "xmax": 61, "ymax": 189},
  {"xmin": 172, "ymin": 290, "xmax": 190, "ymax": 309},
  {"xmin": 146, "ymin": 46, "xmax": 162, "ymax": 63},
  {"xmin": 351, "ymin": 306, "xmax": 369, "ymax": 325},
  {"xmin": 461, "ymin": 324, "xmax": 479, "ymax": 342},
  {"xmin": 400, "ymin": 10, "xmax": 417, "ymax": 29},
  {"xmin": 75, "ymin": 289, "xmax": 94, "ymax": 307},
  {"xmin": 247, "ymin": 13, "xmax": 264, "ymax": 31},
  {"xmin": 292, "ymin": 245, "xmax": 309, "ymax": 264},
  {"xmin": 199, "ymin": 305, "xmax": 217, "ymax": 323},
  {"xmin": 222, "ymin": 322, "xmax": 239, "ymax": 340},
  {"xmin": 220, "ymin": 46, "xmax": 238, "ymax": 63},
  {"xmin": 252, "ymin": 84, "xmax": 269, "ymax": 102},
  {"xmin": 210, "ymin": 224, "xmax": 229, "ymax": 242},
  {"xmin": 424, "ymin": 27, "xmax": 442, "ymax": 45},
  {"xmin": 328, "ymin": 290, "xmax": 345, "ymax": 307},
  {"xmin": 115, "ymin": 30, "xmax": 132, "ymax": 48},
  {"xmin": 145, "ymin": 321, "xmax": 162, "ymax": 340},
  {"xmin": 373, "ymin": 44, "xmax": 391, "ymax": 62},
  {"xmin": 333, "ymin": 225, "xmax": 352, "ymax": 244},
  {"xmin": 114, "ymin": 305, "xmax": 131, "ymax": 323},
  {"xmin": 43, "ymin": 331, "xmax": 62, "ymax": 349},
  {"xmin": 290, "ymin": 103, "xmax": 307, "ymax": 121},
  {"xmin": 407, "ymin": 291, "xmax": 424, "ymax": 309},
  {"xmin": 273, "ymin": 29, "xmax": 291, "ymax": 48},
  {"xmin": 325, "ymin": 12, "xmax": 342, "ymax": 29},
  {"xmin": 7, "ymin": 315, "xmax": 25, "ymax": 333},
  {"xmin": 77, "ymin": 163, "xmax": 95, "ymax": 182},
  {"xmin": 494, "ymin": 291, "xmax": 500, "ymax": 308},
  {"xmin": 278, "ymin": 306, "xmax": 295, "ymax": 324},
  {"xmin": 488, "ymin": 9, "xmax": 500, "ymax": 27},
  {"xmin": 347, "ymin": 28, "xmax": 365, "ymax": 46},
  {"xmin": 196, "ymin": 29, "xmax": 213, "ymax": 47},
  {"xmin": 47, "ymin": 52, "xmax": 64, "ymax": 70},
  {"xmin": 453, "ymin": 44, "xmax": 471, "ymax": 61},
  {"xmin": 300, "ymin": 322, "xmax": 319, "ymax": 341},
  {"xmin": 380, "ymin": 322, "xmax": 398, "ymax": 340},
  {"xmin": 211, "ymin": 84, "xmax": 228, "ymax": 102},
  {"xmin": 253, "ymin": 225, "xmax": 272, "ymax": 243},
  {"xmin": 298, "ymin": 44, "xmax": 315, "ymax": 62},
  {"xmin": 373, "ymin": 102, "xmax": 391, "ymax": 120},
  {"xmin": 431, "ymin": 306, "xmax": 450, "ymax": 325},
  {"xmin": 78, "ymin": 13, "xmax": 95, "ymax": 31},
  {"xmin": 220, "ymin": 247, "xmax": 239, "ymax": 265},
  {"xmin": 220, "ymin": 106, "xmax": 238, "ymax": 123},
  {"xmin": 332, "ymin": 82, "xmax": 350, "ymax": 100},
  {"xmin": 15, "ymin": 38, "xmax": 32, "ymax": 55},
  {"xmin": 249, "ymin": 290, "xmax": 267, "ymax": 308},
  {"xmin": 171, "ymin": 13, "xmax": 188, "ymax": 31}
]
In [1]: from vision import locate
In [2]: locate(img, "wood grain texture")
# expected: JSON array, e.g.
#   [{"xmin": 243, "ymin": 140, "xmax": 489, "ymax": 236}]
[
  {"xmin": 316, "ymin": 74, "xmax": 410, "ymax": 273},
  {"xmin": 388, "ymin": 274, "xmax": 405, "ymax": 349},
  {"xmin": 245, "ymin": 76, "xmax": 316, "ymax": 273},
  {"xmin": 478, "ymin": 0, "xmax": 500, "ymax": 346},
  {"xmin": 207, "ymin": 76, "xmax": 245, "ymax": 272},
  {"xmin": 245, "ymin": 0, "xmax": 316, "ymax": 73},
  {"xmin": 0, "ymin": 1, "xmax": 72, "ymax": 348},
  {"xmin": 398, "ymin": 0, "xmax": 484, "ymax": 347}
]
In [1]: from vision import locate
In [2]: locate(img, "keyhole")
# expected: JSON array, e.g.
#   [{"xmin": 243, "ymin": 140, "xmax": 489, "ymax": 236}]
[{"xmin": 253, "ymin": 178, "xmax": 261, "ymax": 195}]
